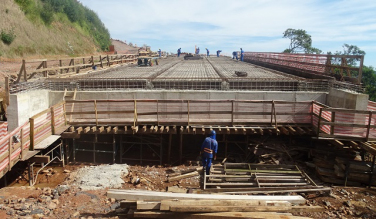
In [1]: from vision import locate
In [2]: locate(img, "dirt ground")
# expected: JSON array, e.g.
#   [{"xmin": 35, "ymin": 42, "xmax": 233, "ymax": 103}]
[{"xmin": 0, "ymin": 162, "xmax": 376, "ymax": 219}]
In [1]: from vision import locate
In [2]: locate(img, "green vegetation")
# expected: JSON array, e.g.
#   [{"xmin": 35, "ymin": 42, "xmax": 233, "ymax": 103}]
[
  {"xmin": 282, "ymin": 28, "xmax": 375, "ymax": 101},
  {"xmin": 14, "ymin": 0, "xmax": 110, "ymax": 51},
  {"xmin": 1, "ymin": 28, "xmax": 16, "ymax": 45},
  {"xmin": 282, "ymin": 28, "xmax": 321, "ymax": 54}
]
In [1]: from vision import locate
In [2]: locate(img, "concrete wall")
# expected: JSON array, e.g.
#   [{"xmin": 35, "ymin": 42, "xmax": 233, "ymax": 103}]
[
  {"xmin": 7, "ymin": 90, "xmax": 50, "ymax": 131},
  {"xmin": 49, "ymin": 90, "xmax": 327, "ymax": 103},
  {"xmin": 326, "ymin": 88, "xmax": 369, "ymax": 110}
]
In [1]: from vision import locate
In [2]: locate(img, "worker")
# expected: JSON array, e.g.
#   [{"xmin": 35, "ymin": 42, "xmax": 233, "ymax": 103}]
[
  {"xmin": 216, "ymin": 50, "xmax": 222, "ymax": 57},
  {"xmin": 232, "ymin": 51, "xmax": 238, "ymax": 60},
  {"xmin": 177, "ymin": 48, "xmax": 181, "ymax": 57},
  {"xmin": 200, "ymin": 130, "xmax": 218, "ymax": 175},
  {"xmin": 240, "ymin": 48, "xmax": 244, "ymax": 61},
  {"xmin": 158, "ymin": 49, "xmax": 162, "ymax": 57},
  {"xmin": 196, "ymin": 47, "xmax": 200, "ymax": 55},
  {"xmin": 206, "ymin": 48, "xmax": 209, "ymax": 57}
]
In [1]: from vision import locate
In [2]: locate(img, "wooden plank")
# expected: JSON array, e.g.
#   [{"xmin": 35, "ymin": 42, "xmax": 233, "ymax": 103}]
[
  {"xmin": 169, "ymin": 205, "xmax": 291, "ymax": 212},
  {"xmin": 29, "ymin": 155, "xmax": 50, "ymax": 163},
  {"xmin": 137, "ymin": 201, "xmax": 160, "ymax": 210},
  {"xmin": 133, "ymin": 211, "xmax": 310, "ymax": 219},
  {"xmin": 120, "ymin": 200, "xmax": 137, "ymax": 209},
  {"xmin": 107, "ymin": 190, "xmax": 306, "ymax": 204},
  {"xmin": 160, "ymin": 199, "xmax": 270, "ymax": 211},
  {"xmin": 168, "ymin": 171, "xmax": 199, "ymax": 182}
]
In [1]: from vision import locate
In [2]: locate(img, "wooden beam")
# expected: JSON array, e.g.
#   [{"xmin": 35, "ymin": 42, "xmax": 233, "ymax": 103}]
[
  {"xmin": 84, "ymin": 126, "xmax": 91, "ymax": 133},
  {"xmin": 166, "ymin": 126, "xmax": 170, "ymax": 133},
  {"xmin": 226, "ymin": 126, "xmax": 230, "ymax": 134},
  {"xmin": 143, "ymin": 126, "xmax": 147, "ymax": 132},
  {"xmin": 193, "ymin": 127, "xmax": 196, "ymax": 135},
  {"xmin": 69, "ymin": 126, "xmax": 74, "ymax": 132},
  {"xmin": 154, "ymin": 126, "xmax": 158, "ymax": 132},
  {"xmin": 112, "ymin": 126, "xmax": 118, "ymax": 133},
  {"xmin": 91, "ymin": 126, "xmax": 97, "ymax": 132},
  {"xmin": 160, "ymin": 126, "xmax": 164, "ymax": 133},
  {"xmin": 279, "ymin": 127, "xmax": 289, "ymax": 135},
  {"xmin": 136, "ymin": 201, "xmax": 160, "ymax": 210},
  {"xmin": 29, "ymin": 155, "xmax": 50, "ymax": 163},
  {"xmin": 257, "ymin": 127, "xmax": 263, "ymax": 135},
  {"xmin": 98, "ymin": 126, "xmax": 104, "ymax": 133},
  {"xmin": 329, "ymin": 140, "xmax": 344, "ymax": 148},
  {"xmin": 106, "ymin": 126, "xmax": 111, "ymax": 133},
  {"xmin": 76, "ymin": 127, "xmax": 83, "ymax": 134},
  {"xmin": 186, "ymin": 126, "xmax": 190, "ymax": 133},
  {"xmin": 295, "ymin": 127, "xmax": 305, "ymax": 135},
  {"xmin": 287, "ymin": 126, "xmax": 296, "ymax": 135}
]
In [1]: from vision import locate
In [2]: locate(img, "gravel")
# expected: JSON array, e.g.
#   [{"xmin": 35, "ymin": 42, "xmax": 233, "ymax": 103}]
[{"xmin": 70, "ymin": 164, "xmax": 129, "ymax": 190}]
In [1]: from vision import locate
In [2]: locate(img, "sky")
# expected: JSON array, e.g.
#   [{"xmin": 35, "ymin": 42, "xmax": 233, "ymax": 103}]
[{"xmin": 80, "ymin": 0, "xmax": 376, "ymax": 67}]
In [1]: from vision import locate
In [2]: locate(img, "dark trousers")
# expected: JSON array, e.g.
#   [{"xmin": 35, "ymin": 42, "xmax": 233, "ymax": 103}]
[{"xmin": 202, "ymin": 156, "xmax": 212, "ymax": 175}]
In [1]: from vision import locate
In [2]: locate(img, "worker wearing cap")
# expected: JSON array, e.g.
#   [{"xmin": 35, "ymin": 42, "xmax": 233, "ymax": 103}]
[
  {"xmin": 240, "ymin": 48, "xmax": 244, "ymax": 61},
  {"xmin": 200, "ymin": 130, "xmax": 218, "ymax": 175},
  {"xmin": 158, "ymin": 49, "xmax": 162, "ymax": 57},
  {"xmin": 196, "ymin": 47, "xmax": 200, "ymax": 55},
  {"xmin": 177, "ymin": 48, "xmax": 181, "ymax": 57},
  {"xmin": 206, "ymin": 48, "xmax": 209, "ymax": 57},
  {"xmin": 216, "ymin": 50, "xmax": 222, "ymax": 57}
]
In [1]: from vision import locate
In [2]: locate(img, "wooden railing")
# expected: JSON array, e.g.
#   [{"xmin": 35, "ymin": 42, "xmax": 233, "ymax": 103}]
[
  {"xmin": 15, "ymin": 54, "xmax": 137, "ymax": 83},
  {"xmin": 0, "ymin": 101, "xmax": 67, "ymax": 178},
  {"xmin": 316, "ymin": 107, "xmax": 376, "ymax": 141}
]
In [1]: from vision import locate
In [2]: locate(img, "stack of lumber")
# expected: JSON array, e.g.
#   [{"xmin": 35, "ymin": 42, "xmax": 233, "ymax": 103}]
[
  {"xmin": 108, "ymin": 189, "xmax": 322, "ymax": 218},
  {"xmin": 203, "ymin": 163, "xmax": 325, "ymax": 193},
  {"xmin": 310, "ymin": 145, "xmax": 376, "ymax": 186}
]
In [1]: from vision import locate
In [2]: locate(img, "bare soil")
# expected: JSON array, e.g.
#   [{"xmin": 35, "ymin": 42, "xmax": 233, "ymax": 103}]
[{"xmin": 0, "ymin": 162, "xmax": 376, "ymax": 218}]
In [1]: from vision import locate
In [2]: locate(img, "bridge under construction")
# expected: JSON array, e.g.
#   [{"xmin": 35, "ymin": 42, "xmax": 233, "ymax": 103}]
[{"xmin": 1, "ymin": 52, "xmax": 376, "ymax": 187}]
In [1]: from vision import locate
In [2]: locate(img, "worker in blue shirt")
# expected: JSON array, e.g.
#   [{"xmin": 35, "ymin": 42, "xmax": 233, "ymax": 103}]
[
  {"xmin": 200, "ymin": 130, "xmax": 218, "ymax": 175},
  {"xmin": 177, "ymin": 48, "xmax": 181, "ymax": 57},
  {"xmin": 196, "ymin": 47, "xmax": 200, "ymax": 55},
  {"xmin": 158, "ymin": 49, "xmax": 161, "ymax": 57},
  {"xmin": 240, "ymin": 48, "xmax": 244, "ymax": 61},
  {"xmin": 206, "ymin": 48, "xmax": 209, "ymax": 57},
  {"xmin": 216, "ymin": 50, "xmax": 222, "ymax": 57},
  {"xmin": 232, "ymin": 51, "xmax": 238, "ymax": 60}
]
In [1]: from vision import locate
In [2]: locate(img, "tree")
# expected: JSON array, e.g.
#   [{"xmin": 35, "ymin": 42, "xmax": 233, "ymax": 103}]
[
  {"xmin": 328, "ymin": 44, "xmax": 365, "ymax": 66},
  {"xmin": 282, "ymin": 28, "xmax": 321, "ymax": 54},
  {"xmin": 362, "ymin": 66, "xmax": 376, "ymax": 101}
]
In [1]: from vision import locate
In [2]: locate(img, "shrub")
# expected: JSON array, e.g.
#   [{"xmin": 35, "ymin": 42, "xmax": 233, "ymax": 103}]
[
  {"xmin": 1, "ymin": 28, "xmax": 16, "ymax": 45},
  {"xmin": 40, "ymin": 3, "xmax": 54, "ymax": 25}
]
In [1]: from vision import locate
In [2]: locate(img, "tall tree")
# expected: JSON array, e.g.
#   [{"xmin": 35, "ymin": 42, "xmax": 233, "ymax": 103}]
[{"xmin": 282, "ymin": 28, "xmax": 321, "ymax": 54}]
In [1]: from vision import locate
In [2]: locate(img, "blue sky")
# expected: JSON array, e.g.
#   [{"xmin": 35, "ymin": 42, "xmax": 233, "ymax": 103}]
[{"xmin": 80, "ymin": 0, "xmax": 376, "ymax": 67}]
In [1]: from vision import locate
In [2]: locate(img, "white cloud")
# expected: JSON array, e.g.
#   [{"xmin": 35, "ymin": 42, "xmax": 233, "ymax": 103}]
[{"xmin": 80, "ymin": 0, "xmax": 376, "ymax": 66}]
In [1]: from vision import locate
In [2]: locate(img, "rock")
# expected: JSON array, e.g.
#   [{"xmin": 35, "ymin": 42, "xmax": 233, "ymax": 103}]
[
  {"xmin": 73, "ymin": 211, "xmax": 80, "ymax": 217},
  {"xmin": 6, "ymin": 209, "xmax": 15, "ymax": 215},
  {"xmin": 52, "ymin": 199, "xmax": 59, "ymax": 205},
  {"xmin": 90, "ymin": 199, "xmax": 98, "ymax": 203},
  {"xmin": 53, "ymin": 195, "xmax": 60, "ymax": 200},
  {"xmin": 14, "ymin": 204, "xmax": 23, "ymax": 210},
  {"xmin": 42, "ymin": 170, "xmax": 49, "ymax": 173},
  {"xmin": 56, "ymin": 185, "xmax": 70, "ymax": 195},
  {"xmin": 110, "ymin": 198, "xmax": 116, "ymax": 203},
  {"xmin": 33, "ymin": 214, "xmax": 44, "ymax": 219},
  {"xmin": 63, "ymin": 170, "xmax": 71, "ymax": 173},
  {"xmin": 30, "ymin": 208, "xmax": 44, "ymax": 215},
  {"xmin": 110, "ymin": 202, "xmax": 120, "ymax": 210},
  {"xmin": 323, "ymin": 201, "xmax": 331, "ymax": 207},
  {"xmin": 47, "ymin": 202, "xmax": 57, "ymax": 210},
  {"xmin": 344, "ymin": 200, "xmax": 352, "ymax": 207}
]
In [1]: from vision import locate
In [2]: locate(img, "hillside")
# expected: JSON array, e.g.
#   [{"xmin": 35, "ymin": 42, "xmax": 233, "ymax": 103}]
[{"xmin": 0, "ymin": 0, "xmax": 110, "ymax": 59}]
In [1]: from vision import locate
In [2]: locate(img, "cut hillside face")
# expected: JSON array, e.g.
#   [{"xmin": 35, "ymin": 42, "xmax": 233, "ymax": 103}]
[{"xmin": 0, "ymin": 0, "xmax": 98, "ymax": 59}]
